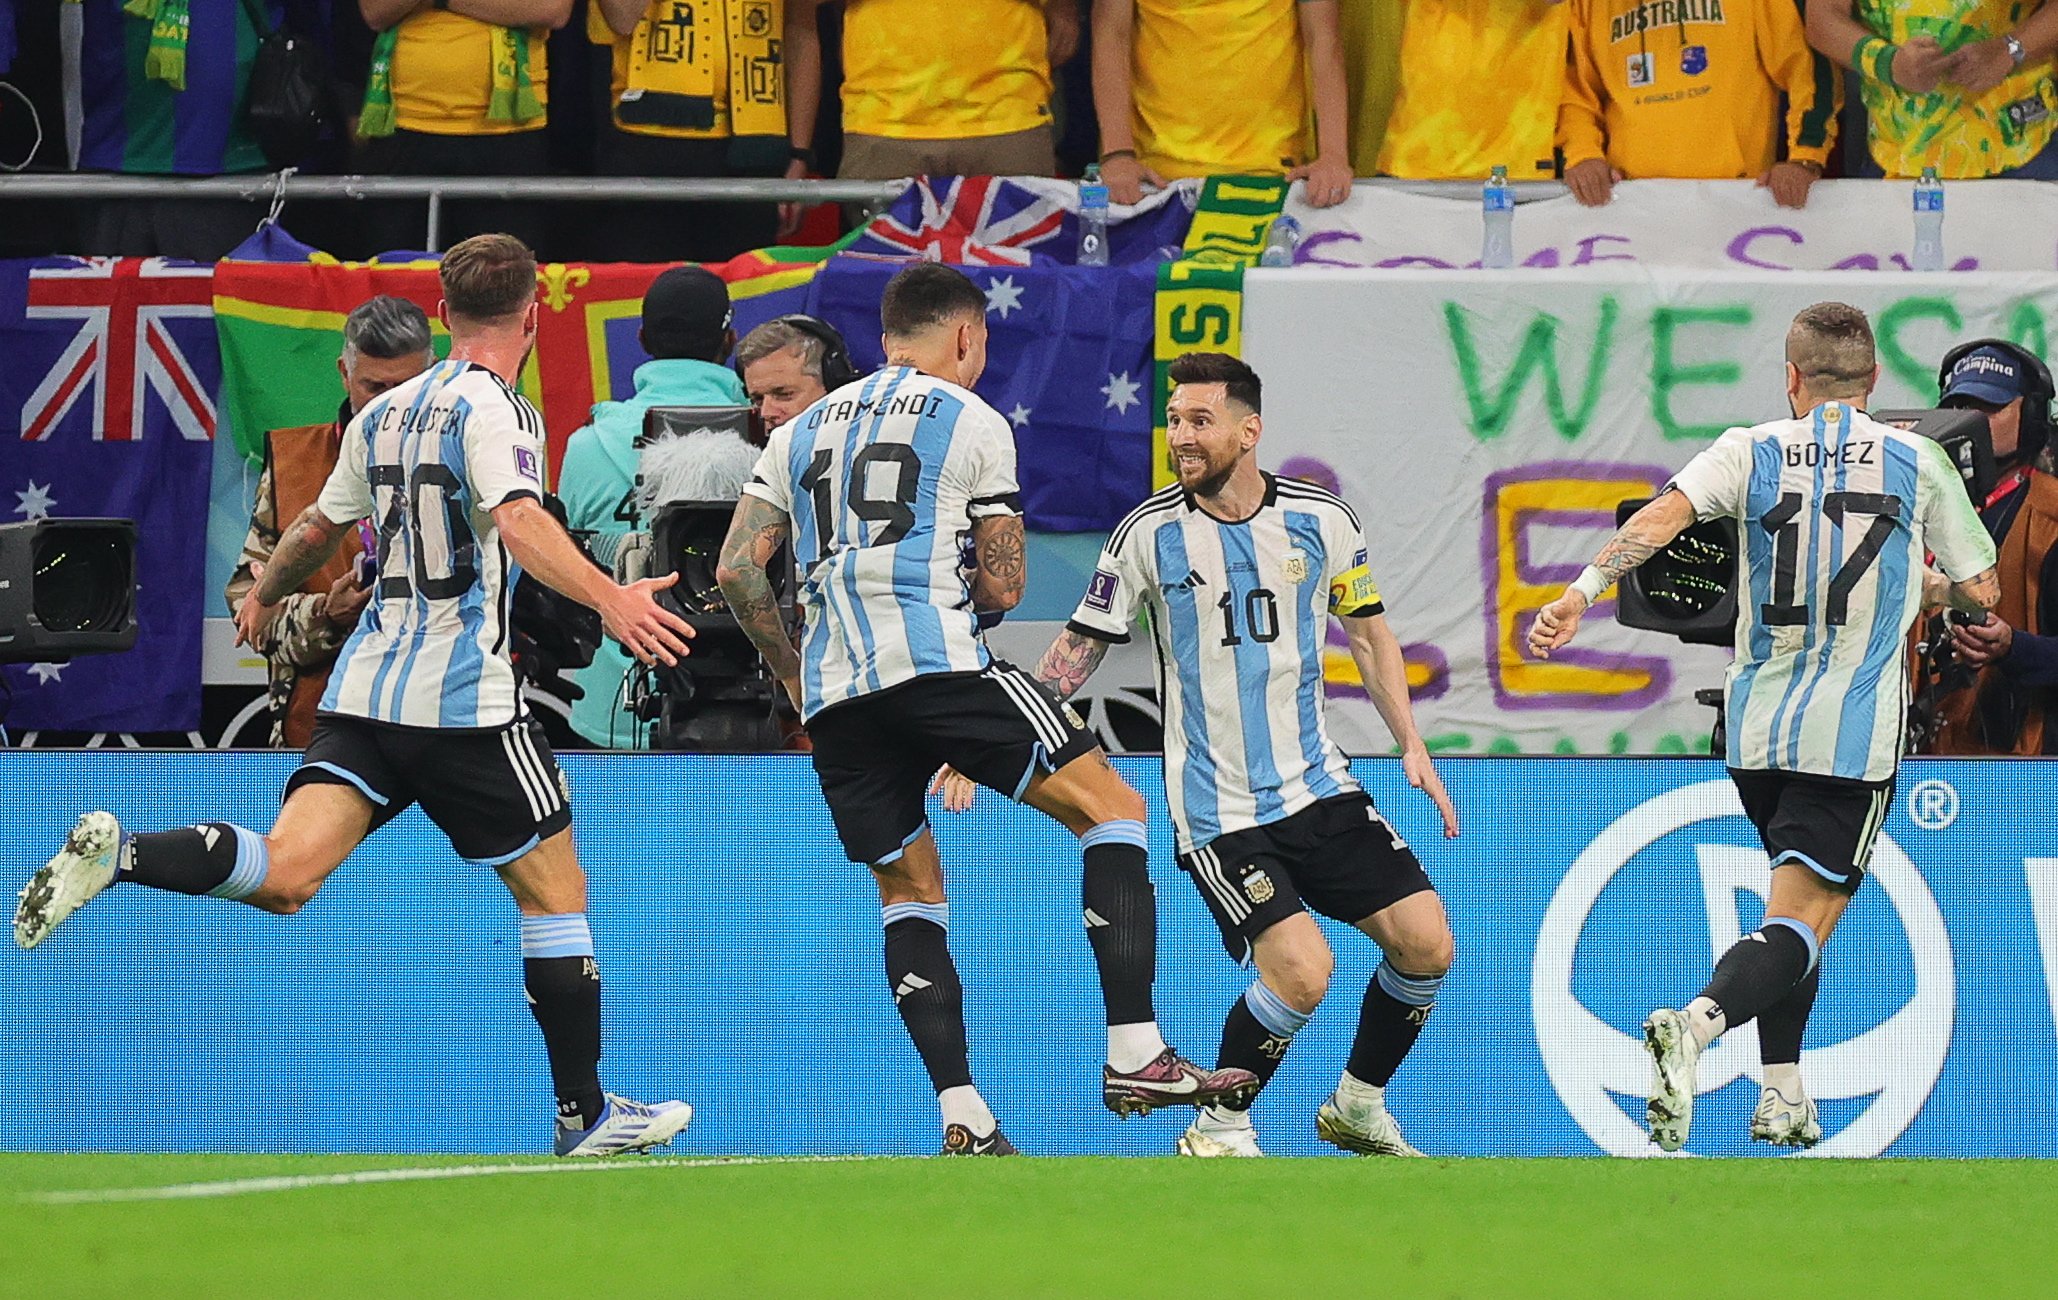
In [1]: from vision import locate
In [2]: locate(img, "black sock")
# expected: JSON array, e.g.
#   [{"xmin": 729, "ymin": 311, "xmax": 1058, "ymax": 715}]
[
  {"xmin": 1757, "ymin": 957, "xmax": 1822, "ymax": 1067},
  {"xmin": 1082, "ymin": 826, "xmax": 1156, "ymax": 1027},
  {"xmin": 1698, "ymin": 922, "xmax": 1814, "ymax": 1033},
  {"xmin": 1345, "ymin": 963, "xmax": 1444, "ymax": 1087},
  {"xmin": 1215, "ymin": 982, "xmax": 1310, "ymax": 1110},
  {"xmin": 520, "ymin": 915, "xmax": 604, "ymax": 1129},
  {"xmin": 885, "ymin": 912, "xmax": 974, "ymax": 1093},
  {"xmin": 123, "ymin": 824, "xmax": 254, "ymax": 897}
]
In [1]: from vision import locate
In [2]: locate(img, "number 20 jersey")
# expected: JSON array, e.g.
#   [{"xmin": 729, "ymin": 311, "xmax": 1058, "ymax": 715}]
[
  {"xmin": 1668, "ymin": 401, "xmax": 1996, "ymax": 783},
  {"xmin": 1068, "ymin": 474, "xmax": 1387, "ymax": 853},
  {"xmin": 742, "ymin": 365, "xmax": 1022, "ymax": 721},
  {"xmin": 314, "ymin": 360, "xmax": 549, "ymax": 730}
]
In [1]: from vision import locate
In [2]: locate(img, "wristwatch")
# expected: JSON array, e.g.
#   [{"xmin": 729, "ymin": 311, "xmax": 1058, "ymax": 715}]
[{"xmin": 2006, "ymin": 33, "xmax": 2027, "ymax": 67}]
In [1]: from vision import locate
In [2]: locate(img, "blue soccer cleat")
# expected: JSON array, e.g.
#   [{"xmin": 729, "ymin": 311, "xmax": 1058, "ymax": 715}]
[{"xmin": 554, "ymin": 1094, "xmax": 694, "ymax": 1158}]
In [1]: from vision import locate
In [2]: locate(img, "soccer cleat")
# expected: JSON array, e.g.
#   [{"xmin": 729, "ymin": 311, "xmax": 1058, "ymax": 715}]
[
  {"xmin": 1751, "ymin": 1085, "xmax": 1823, "ymax": 1149},
  {"xmin": 15, "ymin": 811, "xmax": 123, "ymax": 951},
  {"xmin": 1176, "ymin": 1116, "xmax": 1265, "ymax": 1158},
  {"xmin": 1643, "ymin": 1008, "xmax": 1703, "ymax": 1153},
  {"xmin": 1103, "ymin": 1048, "xmax": 1260, "ymax": 1118},
  {"xmin": 1315, "ymin": 1098, "xmax": 1425, "ymax": 1157},
  {"xmin": 940, "ymin": 1124, "xmax": 1019, "ymax": 1156},
  {"xmin": 554, "ymin": 1094, "xmax": 693, "ymax": 1157}
]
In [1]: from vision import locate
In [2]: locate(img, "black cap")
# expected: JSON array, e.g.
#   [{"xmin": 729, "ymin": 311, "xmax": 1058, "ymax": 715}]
[{"xmin": 641, "ymin": 266, "xmax": 734, "ymax": 362}]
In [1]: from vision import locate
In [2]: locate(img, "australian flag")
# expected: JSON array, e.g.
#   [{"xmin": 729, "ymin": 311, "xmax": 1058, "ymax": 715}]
[
  {"xmin": 0, "ymin": 257, "xmax": 217, "ymax": 733},
  {"xmin": 843, "ymin": 175, "xmax": 1197, "ymax": 267}
]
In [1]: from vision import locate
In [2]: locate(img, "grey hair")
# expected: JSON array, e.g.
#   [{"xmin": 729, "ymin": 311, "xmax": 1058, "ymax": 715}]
[
  {"xmin": 342, "ymin": 294, "xmax": 433, "ymax": 364},
  {"xmin": 734, "ymin": 318, "xmax": 827, "ymax": 381}
]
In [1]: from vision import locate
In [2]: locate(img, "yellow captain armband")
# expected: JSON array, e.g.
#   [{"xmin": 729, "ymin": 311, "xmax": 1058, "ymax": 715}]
[{"xmin": 1329, "ymin": 564, "xmax": 1385, "ymax": 617}]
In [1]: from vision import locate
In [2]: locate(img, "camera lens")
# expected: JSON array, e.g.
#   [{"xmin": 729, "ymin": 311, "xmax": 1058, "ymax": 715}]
[{"xmin": 32, "ymin": 530, "xmax": 131, "ymax": 633}]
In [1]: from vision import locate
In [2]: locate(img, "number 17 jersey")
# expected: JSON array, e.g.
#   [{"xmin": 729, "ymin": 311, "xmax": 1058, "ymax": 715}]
[
  {"xmin": 1668, "ymin": 401, "xmax": 1996, "ymax": 782},
  {"xmin": 742, "ymin": 365, "xmax": 1022, "ymax": 721}
]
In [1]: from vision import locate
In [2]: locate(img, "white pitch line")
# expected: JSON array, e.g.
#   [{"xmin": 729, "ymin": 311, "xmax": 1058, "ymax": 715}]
[{"xmin": 26, "ymin": 1154, "xmax": 882, "ymax": 1205}]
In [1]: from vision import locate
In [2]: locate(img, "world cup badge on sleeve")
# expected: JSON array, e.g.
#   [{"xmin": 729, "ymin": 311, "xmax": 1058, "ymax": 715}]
[
  {"xmin": 1085, "ymin": 568, "xmax": 1119, "ymax": 613},
  {"xmin": 514, "ymin": 445, "xmax": 542, "ymax": 484}
]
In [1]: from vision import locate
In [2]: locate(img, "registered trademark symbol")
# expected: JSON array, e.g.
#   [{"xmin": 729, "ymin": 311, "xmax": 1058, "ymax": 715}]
[{"xmin": 1907, "ymin": 779, "xmax": 1959, "ymax": 831}]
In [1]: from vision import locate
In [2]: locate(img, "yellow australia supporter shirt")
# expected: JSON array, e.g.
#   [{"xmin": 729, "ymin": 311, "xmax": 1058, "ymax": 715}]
[
  {"xmin": 841, "ymin": 0, "xmax": 1051, "ymax": 139},
  {"xmin": 1132, "ymin": 0, "xmax": 1309, "ymax": 177},
  {"xmin": 393, "ymin": 11, "xmax": 550, "ymax": 136},
  {"xmin": 1377, "ymin": 0, "xmax": 1565, "ymax": 179},
  {"xmin": 1856, "ymin": 0, "xmax": 2057, "ymax": 177}
]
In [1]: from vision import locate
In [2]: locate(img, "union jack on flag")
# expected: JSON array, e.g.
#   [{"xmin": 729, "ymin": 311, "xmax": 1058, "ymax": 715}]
[
  {"xmin": 847, "ymin": 176, "xmax": 1197, "ymax": 268},
  {"xmin": 20, "ymin": 258, "xmax": 217, "ymax": 442}
]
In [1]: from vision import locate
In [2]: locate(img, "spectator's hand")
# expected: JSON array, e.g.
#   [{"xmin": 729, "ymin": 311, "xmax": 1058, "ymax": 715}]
[
  {"xmin": 1287, "ymin": 154, "xmax": 1354, "ymax": 208},
  {"xmin": 323, "ymin": 571, "xmax": 374, "ymax": 630},
  {"xmin": 1046, "ymin": 0, "xmax": 1081, "ymax": 67},
  {"xmin": 234, "ymin": 567, "xmax": 284, "ymax": 650},
  {"xmin": 1564, "ymin": 158, "xmax": 1620, "ymax": 206},
  {"xmin": 1894, "ymin": 35, "xmax": 1955, "ymax": 93},
  {"xmin": 928, "ymin": 764, "xmax": 978, "ymax": 813},
  {"xmin": 1951, "ymin": 613, "xmax": 2013, "ymax": 666},
  {"xmin": 1758, "ymin": 161, "xmax": 1821, "ymax": 209},
  {"xmin": 601, "ymin": 572, "xmax": 695, "ymax": 668},
  {"xmin": 1947, "ymin": 36, "xmax": 2017, "ymax": 95},
  {"xmin": 1101, "ymin": 152, "xmax": 1166, "ymax": 205},
  {"xmin": 777, "ymin": 156, "xmax": 810, "ymax": 241},
  {"xmin": 1527, "ymin": 591, "xmax": 1588, "ymax": 659}
]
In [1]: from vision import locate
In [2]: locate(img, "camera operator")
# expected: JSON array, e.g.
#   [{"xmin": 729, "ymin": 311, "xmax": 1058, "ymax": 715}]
[
  {"xmin": 558, "ymin": 266, "xmax": 748, "ymax": 748},
  {"xmin": 1918, "ymin": 341, "xmax": 2058, "ymax": 754},
  {"xmin": 735, "ymin": 315, "xmax": 855, "ymax": 431}
]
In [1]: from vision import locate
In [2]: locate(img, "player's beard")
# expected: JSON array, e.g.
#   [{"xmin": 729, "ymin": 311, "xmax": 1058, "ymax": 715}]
[{"xmin": 1177, "ymin": 449, "xmax": 1238, "ymax": 500}]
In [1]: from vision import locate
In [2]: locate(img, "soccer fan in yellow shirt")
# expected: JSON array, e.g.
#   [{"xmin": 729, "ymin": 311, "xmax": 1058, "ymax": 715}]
[
  {"xmin": 1560, "ymin": 0, "xmax": 1841, "ymax": 207},
  {"xmin": 1090, "ymin": 0, "xmax": 1353, "ymax": 206},
  {"xmin": 1376, "ymin": 0, "xmax": 1569, "ymax": 182}
]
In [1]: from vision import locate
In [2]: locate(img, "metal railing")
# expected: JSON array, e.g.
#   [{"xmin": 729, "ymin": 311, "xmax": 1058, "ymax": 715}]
[{"xmin": 0, "ymin": 171, "xmax": 1570, "ymax": 250}]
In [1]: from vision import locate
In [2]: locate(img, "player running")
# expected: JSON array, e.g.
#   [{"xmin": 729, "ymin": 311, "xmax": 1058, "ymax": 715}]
[
  {"xmin": 947, "ymin": 352, "xmax": 1461, "ymax": 1158},
  {"xmin": 1532, "ymin": 302, "xmax": 1999, "ymax": 1151},
  {"xmin": 715, "ymin": 264, "xmax": 1255, "ymax": 1156},
  {"xmin": 15, "ymin": 235, "xmax": 700, "ymax": 1158}
]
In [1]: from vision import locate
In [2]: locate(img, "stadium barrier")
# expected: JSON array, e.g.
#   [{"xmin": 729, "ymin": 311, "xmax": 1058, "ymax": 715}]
[{"xmin": 3, "ymin": 753, "xmax": 2053, "ymax": 1159}]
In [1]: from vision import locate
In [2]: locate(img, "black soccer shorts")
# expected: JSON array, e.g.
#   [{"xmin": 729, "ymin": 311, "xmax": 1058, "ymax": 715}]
[
  {"xmin": 1177, "ymin": 792, "xmax": 1434, "ymax": 962},
  {"xmin": 804, "ymin": 662, "xmax": 1100, "ymax": 865},
  {"xmin": 1729, "ymin": 766, "xmax": 1895, "ymax": 895},
  {"xmin": 286, "ymin": 713, "xmax": 573, "ymax": 866}
]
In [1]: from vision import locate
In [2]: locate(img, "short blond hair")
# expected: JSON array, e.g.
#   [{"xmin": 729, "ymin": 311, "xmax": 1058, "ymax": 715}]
[
  {"xmin": 439, "ymin": 233, "xmax": 536, "ymax": 324},
  {"xmin": 1787, "ymin": 302, "xmax": 1876, "ymax": 399}
]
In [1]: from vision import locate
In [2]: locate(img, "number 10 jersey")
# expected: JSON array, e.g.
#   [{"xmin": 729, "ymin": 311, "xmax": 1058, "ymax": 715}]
[
  {"xmin": 314, "ymin": 360, "xmax": 549, "ymax": 730},
  {"xmin": 1668, "ymin": 401, "xmax": 1996, "ymax": 782},
  {"xmin": 743, "ymin": 365, "xmax": 1023, "ymax": 721}
]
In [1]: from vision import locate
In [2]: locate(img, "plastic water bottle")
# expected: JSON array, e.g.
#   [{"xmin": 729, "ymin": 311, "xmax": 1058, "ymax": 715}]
[
  {"xmin": 1481, "ymin": 165, "xmax": 1515, "ymax": 269},
  {"xmin": 1259, "ymin": 214, "xmax": 1302, "ymax": 267},
  {"xmin": 1078, "ymin": 164, "xmax": 1110, "ymax": 267},
  {"xmin": 1912, "ymin": 167, "xmax": 1945, "ymax": 271}
]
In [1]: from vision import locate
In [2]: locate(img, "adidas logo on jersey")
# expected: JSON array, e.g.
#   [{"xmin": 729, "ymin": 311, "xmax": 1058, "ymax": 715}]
[{"xmin": 1160, "ymin": 568, "xmax": 1207, "ymax": 593}]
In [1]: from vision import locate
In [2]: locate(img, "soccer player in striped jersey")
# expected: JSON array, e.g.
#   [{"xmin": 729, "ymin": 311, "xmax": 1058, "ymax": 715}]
[
  {"xmin": 14, "ymin": 236, "xmax": 701, "ymax": 1159},
  {"xmin": 952, "ymin": 351, "xmax": 1461, "ymax": 1158},
  {"xmin": 716, "ymin": 264, "xmax": 1256, "ymax": 1156},
  {"xmin": 1532, "ymin": 302, "xmax": 2000, "ymax": 1151}
]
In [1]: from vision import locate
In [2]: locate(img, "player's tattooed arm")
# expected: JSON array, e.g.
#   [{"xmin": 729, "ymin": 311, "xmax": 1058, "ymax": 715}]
[
  {"xmin": 1947, "ymin": 564, "xmax": 2003, "ymax": 615},
  {"xmin": 1034, "ymin": 628, "xmax": 1111, "ymax": 701},
  {"xmin": 715, "ymin": 493, "xmax": 802, "ymax": 682},
  {"xmin": 252, "ymin": 505, "xmax": 347, "ymax": 606},
  {"xmin": 1584, "ymin": 489, "xmax": 1697, "ymax": 597},
  {"xmin": 969, "ymin": 514, "xmax": 1027, "ymax": 612}
]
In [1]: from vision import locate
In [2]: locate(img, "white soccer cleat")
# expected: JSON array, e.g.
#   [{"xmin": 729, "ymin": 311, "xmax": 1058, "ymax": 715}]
[
  {"xmin": 1315, "ymin": 1097, "xmax": 1425, "ymax": 1157},
  {"xmin": 15, "ymin": 811, "xmax": 123, "ymax": 951},
  {"xmin": 1643, "ymin": 1008, "xmax": 1703, "ymax": 1153},
  {"xmin": 1751, "ymin": 1085, "xmax": 1822, "ymax": 1149},
  {"xmin": 554, "ymin": 1095, "xmax": 694, "ymax": 1158},
  {"xmin": 1177, "ymin": 1113, "xmax": 1265, "ymax": 1158}
]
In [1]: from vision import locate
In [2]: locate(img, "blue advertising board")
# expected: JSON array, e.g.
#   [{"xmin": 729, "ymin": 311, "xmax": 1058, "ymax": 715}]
[{"xmin": 1, "ymin": 754, "xmax": 2053, "ymax": 1158}]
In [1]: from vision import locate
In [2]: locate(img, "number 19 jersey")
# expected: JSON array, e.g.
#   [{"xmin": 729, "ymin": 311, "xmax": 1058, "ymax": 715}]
[
  {"xmin": 314, "ymin": 360, "xmax": 549, "ymax": 730},
  {"xmin": 742, "ymin": 365, "xmax": 1022, "ymax": 721},
  {"xmin": 1668, "ymin": 401, "xmax": 1996, "ymax": 782}
]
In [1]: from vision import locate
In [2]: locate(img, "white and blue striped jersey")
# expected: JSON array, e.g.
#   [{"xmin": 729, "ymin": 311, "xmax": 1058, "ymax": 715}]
[
  {"xmin": 313, "ymin": 359, "xmax": 548, "ymax": 730},
  {"xmin": 742, "ymin": 365, "xmax": 1021, "ymax": 721},
  {"xmin": 1669, "ymin": 401, "xmax": 1996, "ymax": 782},
  {"xmin": 1069, "ymin": 474, "xmax": 1386, "ymax": 852}
]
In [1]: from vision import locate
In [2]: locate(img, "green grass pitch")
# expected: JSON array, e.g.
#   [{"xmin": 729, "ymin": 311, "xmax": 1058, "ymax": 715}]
[{"xmin": 5, "ymin": 1154, "xmax": 2053, "ymax": 1298}]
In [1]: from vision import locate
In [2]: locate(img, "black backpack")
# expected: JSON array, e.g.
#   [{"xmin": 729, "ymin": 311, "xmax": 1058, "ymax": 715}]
[{"xmin": 237, "ymin": 0, "xmax": 339, "ymax": 169}]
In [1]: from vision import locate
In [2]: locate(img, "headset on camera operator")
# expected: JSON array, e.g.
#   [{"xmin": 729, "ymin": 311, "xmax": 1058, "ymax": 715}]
[{"xmin": 1910, "ymin": 340, "xmax": 2058, "ymax": 755}]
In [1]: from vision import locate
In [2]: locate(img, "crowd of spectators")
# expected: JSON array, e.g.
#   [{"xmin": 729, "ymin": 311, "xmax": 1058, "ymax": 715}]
[{"xmin": 0, "ymin": 0, "xmax": 2054, "ymax": 259}]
